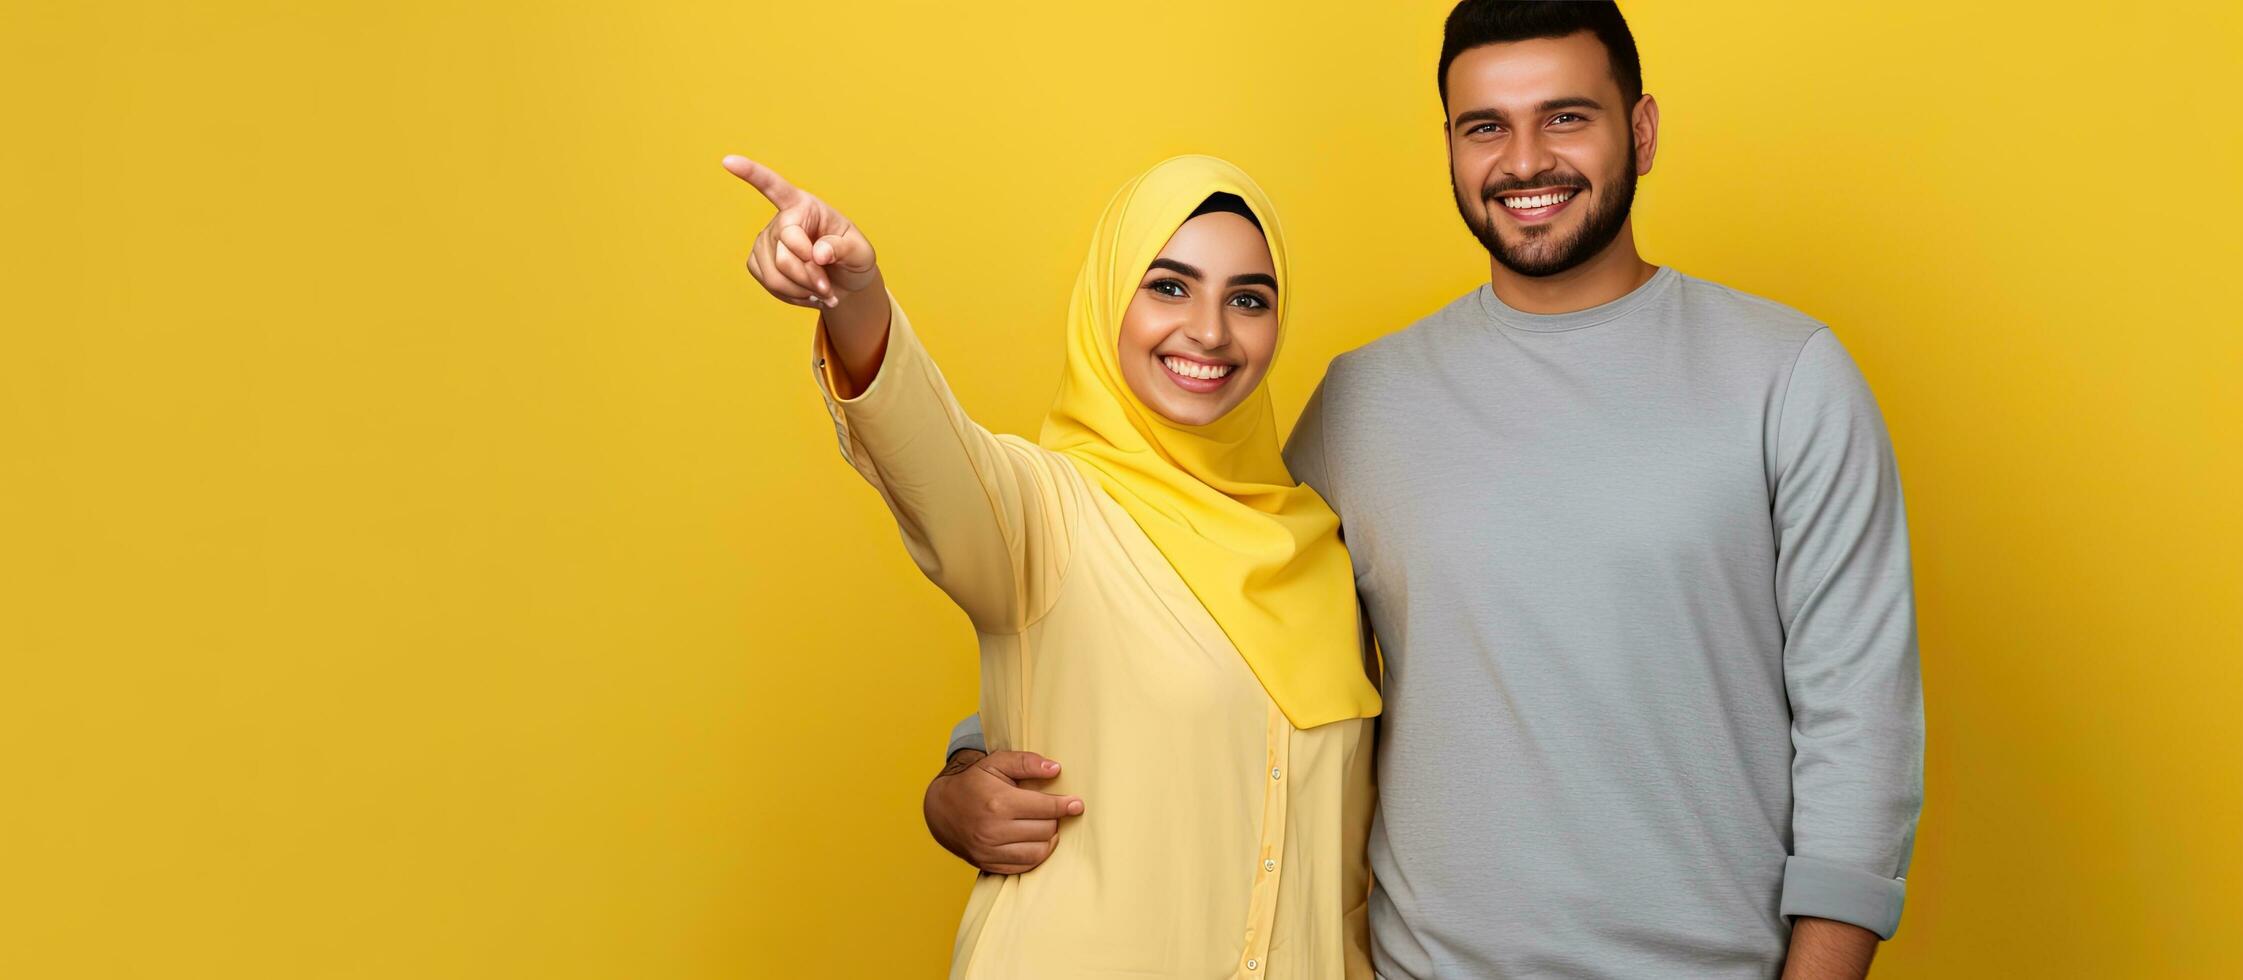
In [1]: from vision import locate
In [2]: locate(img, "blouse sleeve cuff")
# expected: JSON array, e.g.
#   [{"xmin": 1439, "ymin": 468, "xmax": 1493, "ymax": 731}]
[{"xmin": 809, "ymin": 291, "xmax": 918, "ymax": 473}]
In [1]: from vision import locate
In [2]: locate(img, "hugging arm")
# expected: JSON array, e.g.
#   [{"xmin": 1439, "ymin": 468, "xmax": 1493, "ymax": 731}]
[{"xmin": 923, "ymin": 715, "xmax": 1080, "ymax": 875}]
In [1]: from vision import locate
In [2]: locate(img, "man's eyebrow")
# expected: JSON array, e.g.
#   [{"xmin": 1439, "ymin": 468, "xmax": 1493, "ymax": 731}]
[
  {"xmin": 1451, "ymin": 97, "xmax": 1606, "ymax": 130},
  {"xmin": 1227, "ymin": 272, "xmax": 1277, "ymax": 290},
  {"xmin": 1451, "ymin": 107, "xmax": 1507, "ymax": 130},
  {"xmin": 1537, "ymin": 96, "xmax": 1604, "ymax": 114},
  {"xmin": 1147, "ymin": 258, "xmax": 1203, "ymax": 279}
]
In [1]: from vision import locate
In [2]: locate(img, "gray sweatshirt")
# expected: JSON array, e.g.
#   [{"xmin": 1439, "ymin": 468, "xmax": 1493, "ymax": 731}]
[{"xmin": 950, "ymin": 266, "xmax": 1924, "ymax": 978}]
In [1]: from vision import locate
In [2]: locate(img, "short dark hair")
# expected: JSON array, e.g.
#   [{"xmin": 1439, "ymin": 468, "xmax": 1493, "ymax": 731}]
[{"xmin": 1438, "ymin": 1, "xmax": 1643, "ymax": 111}]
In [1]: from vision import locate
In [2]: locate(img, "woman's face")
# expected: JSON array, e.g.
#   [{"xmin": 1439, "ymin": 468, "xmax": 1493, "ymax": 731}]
[{"xmin": 1116, "ymin": 212, "xmax": 1280, "ymax": 427}]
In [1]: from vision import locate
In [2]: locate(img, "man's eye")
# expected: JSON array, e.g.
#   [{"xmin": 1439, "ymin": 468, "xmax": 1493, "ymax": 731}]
[
  {"xmin": 1470, "ymin": 123, "xmax": 1500, "ymax": 135},
  {"xmin": 1553, "ymin": 113, "xmax": 1584, "ymax": 124}
]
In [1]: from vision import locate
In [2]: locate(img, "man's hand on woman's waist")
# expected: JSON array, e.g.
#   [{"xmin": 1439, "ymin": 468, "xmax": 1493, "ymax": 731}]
[{"xmin": 923, "ymin": 748, "xmax": 1081, "ymax": 876}]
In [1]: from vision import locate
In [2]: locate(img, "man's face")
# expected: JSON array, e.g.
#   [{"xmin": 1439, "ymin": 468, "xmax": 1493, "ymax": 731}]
[{"xmin": 1444, "ymin": 31, "xmax": 1650, "ymax": 277}]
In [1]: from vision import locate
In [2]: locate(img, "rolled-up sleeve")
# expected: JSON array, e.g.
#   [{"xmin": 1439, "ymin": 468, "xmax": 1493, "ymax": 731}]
[
  {"xmin": 944, "ymin": 714, "xmax": 987, "ymax": 761},
  {"xmin": 1770, "ymin": 328, "xmax": 1926, "ymax": 940}
]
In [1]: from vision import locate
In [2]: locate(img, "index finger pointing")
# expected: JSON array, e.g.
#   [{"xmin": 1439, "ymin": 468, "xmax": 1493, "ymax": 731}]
[{"xmin": 721, "ymin": 154, "xmax": 802, "ymax": 208}]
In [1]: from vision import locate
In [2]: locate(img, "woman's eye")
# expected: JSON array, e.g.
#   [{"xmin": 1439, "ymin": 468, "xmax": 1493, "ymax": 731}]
[
  {"xmin": 1230, "ymin": 293, "xmax": 1269, "ymax": 310},
  {"xmin": 1148, "ymin": 279, "xmax": 1186, "ymax": 297}
]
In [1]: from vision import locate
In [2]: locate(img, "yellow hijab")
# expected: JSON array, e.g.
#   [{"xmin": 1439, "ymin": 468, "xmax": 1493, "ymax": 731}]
[{"xmin": 1038, "ymin": 155, "xmax": 1382, "ymax": 730}]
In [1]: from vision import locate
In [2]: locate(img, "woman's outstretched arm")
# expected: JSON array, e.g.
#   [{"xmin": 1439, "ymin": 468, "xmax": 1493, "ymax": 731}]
[{"xmin": 722, "ymin": 154, "xmax": 1076, "ymax": 633}]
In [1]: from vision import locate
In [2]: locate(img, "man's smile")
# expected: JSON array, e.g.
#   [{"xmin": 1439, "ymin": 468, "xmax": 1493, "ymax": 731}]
[{"xmin": 1494, "ymin": 186, "xmax": 1581, "ymax": 224}]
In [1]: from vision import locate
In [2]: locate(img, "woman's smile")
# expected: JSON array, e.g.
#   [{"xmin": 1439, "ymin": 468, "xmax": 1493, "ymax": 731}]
[{"xmin": 1159, "ymin": 352, "xmax": 1238, "ymax": 393}]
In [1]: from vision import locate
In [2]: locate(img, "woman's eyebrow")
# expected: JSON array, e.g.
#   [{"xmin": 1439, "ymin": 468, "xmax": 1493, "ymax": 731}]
[
  {"xmin": 1147, "ymin": 258, "xmax": 1204, "ymax": 279},
  {"xmin": 1227, "ymin": 273, "xmax": 1277, "ymax": 289}
]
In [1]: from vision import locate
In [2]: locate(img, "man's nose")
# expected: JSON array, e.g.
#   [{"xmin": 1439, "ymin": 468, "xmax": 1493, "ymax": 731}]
[{"xmin": 1497, "ymin": 129, "xmax": 1557, "ymax": 184}]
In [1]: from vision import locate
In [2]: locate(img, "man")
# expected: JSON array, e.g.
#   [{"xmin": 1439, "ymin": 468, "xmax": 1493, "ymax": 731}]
[{"xmin": 923, "ymin": 3, "xmax": 1923, "ymax": 977}]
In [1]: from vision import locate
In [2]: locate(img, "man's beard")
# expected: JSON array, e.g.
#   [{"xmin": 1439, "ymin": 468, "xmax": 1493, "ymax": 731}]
[{"xmin": 1452, "ymin": 144, "xmax": 1638, "ymax": 278}]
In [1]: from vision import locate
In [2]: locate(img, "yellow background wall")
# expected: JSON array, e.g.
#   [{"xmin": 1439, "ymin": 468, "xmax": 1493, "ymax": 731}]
[{"xmin": 5, "ymin": 1, "xmax": 2238, "ymax": 976}]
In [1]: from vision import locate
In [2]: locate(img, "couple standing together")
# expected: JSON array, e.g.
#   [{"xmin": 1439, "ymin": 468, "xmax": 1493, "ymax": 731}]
[{"xmin": 728, "ymin": 3, "xmax": 1923, "ymax": 977}]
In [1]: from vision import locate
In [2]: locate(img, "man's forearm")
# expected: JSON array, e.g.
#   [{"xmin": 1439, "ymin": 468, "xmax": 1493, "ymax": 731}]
[{"xmin": 1781, "ymin": 917, "xmax": 1878, "ymax": 980}]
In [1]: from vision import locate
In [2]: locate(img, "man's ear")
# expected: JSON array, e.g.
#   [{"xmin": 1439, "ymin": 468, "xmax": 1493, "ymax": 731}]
[{"xmin": 1632, "ymin": 93, "xmax": 1661, "ymax": 176}]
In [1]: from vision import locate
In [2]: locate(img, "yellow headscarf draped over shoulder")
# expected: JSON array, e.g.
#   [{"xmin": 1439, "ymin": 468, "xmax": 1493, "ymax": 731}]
[{"xmin": 1038, "ymin": 155, "xmax": 1382, "ymax": 730}]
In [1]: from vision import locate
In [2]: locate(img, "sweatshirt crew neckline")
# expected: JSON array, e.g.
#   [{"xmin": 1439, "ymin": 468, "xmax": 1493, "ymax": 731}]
[{"xmin": 1476, "ymin": 264, "xmax": 1679, "ymax": 333}]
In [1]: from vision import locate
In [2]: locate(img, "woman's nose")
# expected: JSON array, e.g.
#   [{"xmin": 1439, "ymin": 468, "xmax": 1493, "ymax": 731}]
[{"xmin": 1184, "ymin": 302, "xmax": 1231, "ymax": 349}]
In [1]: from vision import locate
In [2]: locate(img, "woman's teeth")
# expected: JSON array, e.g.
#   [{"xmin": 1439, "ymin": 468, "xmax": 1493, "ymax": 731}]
[
  {"xmin": 1502, "ymin": 189, "xmax": 1577, "ymax": 210},
  {"xmin": 1162, "ymin": 356, "xmax": 1233, "ymax": 381}
]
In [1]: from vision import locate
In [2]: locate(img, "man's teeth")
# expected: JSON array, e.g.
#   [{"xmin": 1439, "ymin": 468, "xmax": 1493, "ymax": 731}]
[
  {"xmin": 1162, "ymin": 356, "xmax": 1233, "ymax": 381},
  {"xmin": 1501, "ymin": 190, "xmax": 1577, "ymax": 209}
]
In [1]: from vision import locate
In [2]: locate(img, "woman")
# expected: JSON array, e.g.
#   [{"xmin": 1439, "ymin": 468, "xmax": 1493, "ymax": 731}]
[{"xmin": 724, "ymin": 153, "xmax": 1381, "ymax": 979}]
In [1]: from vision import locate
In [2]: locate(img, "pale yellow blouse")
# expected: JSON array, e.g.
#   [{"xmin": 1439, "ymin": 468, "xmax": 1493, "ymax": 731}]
[{"xmin": 812, "ymin": 296, "xmax": 1376, "ymax": 980}]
